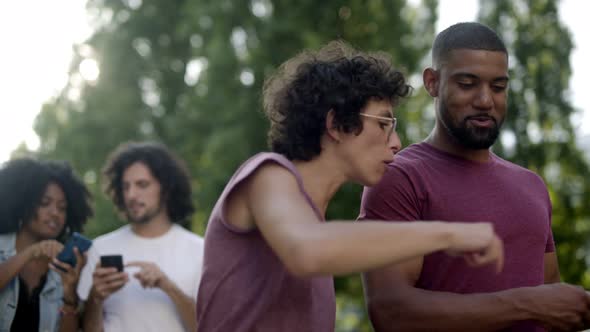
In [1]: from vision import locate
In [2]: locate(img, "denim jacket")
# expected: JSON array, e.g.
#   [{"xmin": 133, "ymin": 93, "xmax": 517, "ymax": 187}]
[{"xmin": 0, "ymin": 233, "xmax": 63, "ymax": 332}]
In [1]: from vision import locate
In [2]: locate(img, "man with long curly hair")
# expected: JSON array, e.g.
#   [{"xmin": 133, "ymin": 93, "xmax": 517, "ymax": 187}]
[{"xmin": 77, "ymin": 142, "xmax": 203, "ymax": 332}]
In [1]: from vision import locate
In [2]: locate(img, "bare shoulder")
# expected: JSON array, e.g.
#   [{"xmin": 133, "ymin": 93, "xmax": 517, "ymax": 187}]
[
  {"xmin": 248, "ymin": 162, "xmax": 299, "ymax": 191},
  {"xmin": 225, "ymin": 161, "xmax": 299, "ymax": 231}
]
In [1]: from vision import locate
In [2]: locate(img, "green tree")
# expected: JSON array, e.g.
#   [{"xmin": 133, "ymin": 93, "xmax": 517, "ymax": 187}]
[{"xmin": 479, "ymin": 0, "xmax": 590, "ymax": 286}]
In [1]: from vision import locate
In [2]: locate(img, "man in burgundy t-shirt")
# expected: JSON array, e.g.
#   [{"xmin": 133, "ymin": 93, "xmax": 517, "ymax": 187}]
[
  {"xmin": 359, "ymin": 22, "xmax": 590, "ymax": 331},
  {"xmin": 360, "ymin": 142, "xmax": 553, "ymax": 331},
  {"xmin": 362, "ymin": 141, "xmax": 554, "ymax": 293}
]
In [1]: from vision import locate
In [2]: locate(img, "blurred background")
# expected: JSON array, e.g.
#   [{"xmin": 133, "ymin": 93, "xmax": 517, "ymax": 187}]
[{"xmin": 1, "ymin": 0, "xmax": 589, "ymax": 330}]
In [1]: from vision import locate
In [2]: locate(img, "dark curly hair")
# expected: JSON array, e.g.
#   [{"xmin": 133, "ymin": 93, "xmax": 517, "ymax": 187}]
[
  {"xmin": 263, "ymin": 40, "xmax": 412, "ymax": 161},
  {"xmin": 102, "ymin": 141, "xmax": 195, "ymax": 227},
  {"xmin": 0, "ymin": 158, "xmax": 93, "ymax": 242}
]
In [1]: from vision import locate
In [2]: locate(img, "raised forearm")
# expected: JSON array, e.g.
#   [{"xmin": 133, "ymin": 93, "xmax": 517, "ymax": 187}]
[
  {"xmin": 369, "ymin": 287, "xmax": 532, "ymax": 332},
  {"xmin": 82, "ymin": 291, "xmax": 105, "ymax": 332},
  {"xmin": 58, "ymin": 304, "xmax": 80, "ymax": 332},
  {"xmin": 290, "ymin": 221, "xmax": 457, "ymax": 277},
  {"xmin": 0, "ymin": 249, "xmax": 33, "ymax": 289},
  {"xmin": 161, "ymin": 281, "xmax": 197, "ymax": 332}
]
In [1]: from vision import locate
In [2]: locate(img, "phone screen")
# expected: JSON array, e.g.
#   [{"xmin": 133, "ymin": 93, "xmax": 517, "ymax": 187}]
[{"xmin": 100, "ymin": 255, "xmax": 124, "ymax": 272}]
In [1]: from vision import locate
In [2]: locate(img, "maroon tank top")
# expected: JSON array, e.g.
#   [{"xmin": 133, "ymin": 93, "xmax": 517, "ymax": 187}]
[{"xmin": 196, "ymin": 152, "xmax": 335, "ymax": 332}]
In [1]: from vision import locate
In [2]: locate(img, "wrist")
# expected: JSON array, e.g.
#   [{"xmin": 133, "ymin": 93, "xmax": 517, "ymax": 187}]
[
  {"xmin": 89, "ymin": 287, "xmax": 104, "ymax": 305},
  {"xmin": 496, "ymin": 287, "xmax": 536, "ymax": 321},
  {"xmin": 59, "ymin": 305, "xmax": 79, "ymax": 316},
  {"xmin": 61, "ymin": 295, "xmax": 81, "ymax": 317},
  {"xmin": 432, "ymin": 221, "xmax": 455, "ymax": 251},
  {"xmin": 62, "ymin": 295, "xmax": 78, "ymax": 307},
  {"xmin": 63, "ymin": 287, "xmax": 77, "ymax": 300},
  {"xmin": 23, "ymin": 246, "xmax": 39, "ymax": 261},
  {"xmin": 159, "ymin": 277, "xmax": 176, "ymax": 293}
]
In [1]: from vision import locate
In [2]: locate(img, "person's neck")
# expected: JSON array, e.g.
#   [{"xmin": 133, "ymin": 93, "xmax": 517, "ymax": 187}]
[
  {"xmin": 292, "ymin": 154, "xmax": 347, "ymax": 217},
  {"xmin": 130, "ymin": 214, "xmax": 173, "ymax": 238},
  {"xmin": 425, "ymin": 126, "xmax": 492, "ymax": 163},
  {"xmin": 15, "ymin": 229, "xmax": 41, "ymax": 253}
]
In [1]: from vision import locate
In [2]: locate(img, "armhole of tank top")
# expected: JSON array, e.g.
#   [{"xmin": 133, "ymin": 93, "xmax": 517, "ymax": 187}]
[{"xmin": 217, "ymin": 156, "xmax": 297, "ymax": 234}]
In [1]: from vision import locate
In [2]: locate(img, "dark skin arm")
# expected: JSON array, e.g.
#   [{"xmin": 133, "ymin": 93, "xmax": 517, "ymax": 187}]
[
  {"xmin": 50, "ymin": 248, "xmax": 86, "ymax": 332},
  {"xmin": 1, "ymin": 241, "xmax": 85, "ymax": 332},
  {"xmin": 363, "ymin": 252, "xmax": 590, "ymax": 332},
  {"xmin": 0, "ymin": 240, "xmax": 62, "ymax": 289}
]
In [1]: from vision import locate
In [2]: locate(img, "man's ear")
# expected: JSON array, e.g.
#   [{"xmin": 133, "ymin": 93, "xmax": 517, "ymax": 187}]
[
  {"xmin": 325, "ymin": 109, "xmax": 341, "ymax": 143},
  {"xmin": 423, "ymin": 67, "xmax": 440, "ymax": 97}
]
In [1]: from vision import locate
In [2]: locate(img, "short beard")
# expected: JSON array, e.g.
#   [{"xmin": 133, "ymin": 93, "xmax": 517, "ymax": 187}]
[
  {"xmin": 126, "ymin": 203, "xmax": 163, "ymax": 224},
  {"xmin": 440, "ymin": 102, "xmax": 501, "ymax": 149}
]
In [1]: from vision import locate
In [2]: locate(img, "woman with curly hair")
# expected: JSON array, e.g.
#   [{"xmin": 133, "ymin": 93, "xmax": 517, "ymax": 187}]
[
  {"xmin": 196, "ymin": 40, "xmax": 505, "ymax": 331},
  {"xmin": 0, "ymin": 158, "xmax": 93, "ymax": 332}
]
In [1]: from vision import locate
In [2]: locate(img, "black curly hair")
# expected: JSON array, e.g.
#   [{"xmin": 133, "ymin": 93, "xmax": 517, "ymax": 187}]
[
  {"xmin": 0, "ymin": 158, "xmax": 93, "ymax": 242},
  {"xmin": 263, "ymin": 40, "xmax": 412, "ymax": 161},
  {"xmin": 102, "ymin": 141, "xmax": 195, "ymax": 227}
]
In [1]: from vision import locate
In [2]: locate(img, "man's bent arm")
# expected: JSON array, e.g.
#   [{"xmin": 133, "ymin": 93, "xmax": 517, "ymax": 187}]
[
  {"xmin": 161, "ymin": 279, "xmax": 197, "ymax": 332},
  {"xmin": 364, "ymin": 255, "xmax": 590, "ymax": 332},
  {"xmin": 364, "ymin": 257, "xmax": 535, "ymax": 332}
]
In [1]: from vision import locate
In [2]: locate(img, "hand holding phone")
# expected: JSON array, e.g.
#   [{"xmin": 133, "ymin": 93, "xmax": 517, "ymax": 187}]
[
  {"xmin": 57, "ymin": 232, "xmax": 92, "ymax": 267},
  {"xmin": 100, "ymin": 255, "xmax": 124, "ymax": 272}
]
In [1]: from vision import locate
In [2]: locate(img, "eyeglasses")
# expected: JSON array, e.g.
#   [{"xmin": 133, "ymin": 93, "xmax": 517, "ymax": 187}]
[{"xmin": 359, "ymin": 113, "xmax": 397, "ymax": 139}]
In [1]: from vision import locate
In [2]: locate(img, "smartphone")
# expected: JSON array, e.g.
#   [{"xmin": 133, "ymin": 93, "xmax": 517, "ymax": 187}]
[
  {"xmin": 100, "ymin": 255, "xmax": 124, "ymax": 272},
  {"xmin": 57, "ymin": 232, "xmax": 93, "ymax": 267}
]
